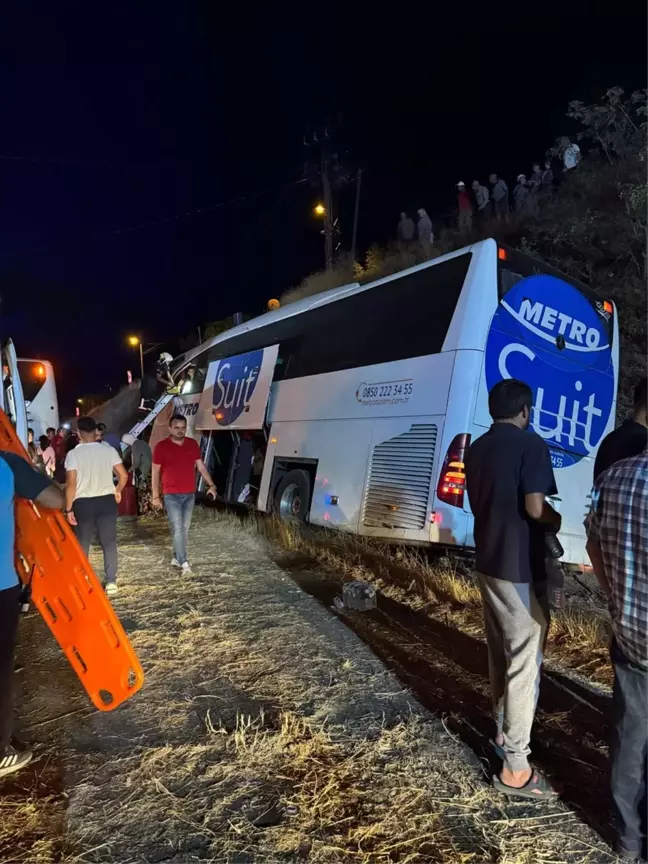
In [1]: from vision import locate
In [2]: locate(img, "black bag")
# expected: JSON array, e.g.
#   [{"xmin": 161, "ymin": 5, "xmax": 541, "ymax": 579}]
[{"xmin": 545, "ymin": 532, "xmax": 565, "ymax": 610}]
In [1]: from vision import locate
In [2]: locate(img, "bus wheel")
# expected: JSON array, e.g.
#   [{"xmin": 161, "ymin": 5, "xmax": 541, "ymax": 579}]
[{"xmin": 274, "ymin": 470, "xmax": 310, "ymax": 522}]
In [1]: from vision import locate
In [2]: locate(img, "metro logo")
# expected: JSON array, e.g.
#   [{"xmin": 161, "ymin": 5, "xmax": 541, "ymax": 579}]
[
  {"xmin": 485, "ymin": 274, "xmax": 615, "ymax": 468},
  {"xmin": 502, "ymin": 296, "xmax": 609, "ymax": 351}
]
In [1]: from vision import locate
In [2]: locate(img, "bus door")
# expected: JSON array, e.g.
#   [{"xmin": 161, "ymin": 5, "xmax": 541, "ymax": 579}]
[{"xmin": 3, "ymin": 340, "xmax": 28, "ymax": 447}]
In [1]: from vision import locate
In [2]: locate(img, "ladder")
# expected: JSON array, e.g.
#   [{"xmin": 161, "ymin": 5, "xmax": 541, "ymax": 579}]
[{"xmin": 121, "ymin": 391, "xmax": 175, "ymax": 451}]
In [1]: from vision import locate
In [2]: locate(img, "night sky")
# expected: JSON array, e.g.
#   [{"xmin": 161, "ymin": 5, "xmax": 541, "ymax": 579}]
[{"xmin": 0, "ymin": 3, "xmax": 645, "ymax": 413}]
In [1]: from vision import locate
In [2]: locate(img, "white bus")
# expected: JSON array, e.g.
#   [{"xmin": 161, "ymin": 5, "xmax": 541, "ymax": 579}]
[
  {"xmin": 175, "ymin": 238, "xmax": 618, "ymax": 568},
  {"xmin": 2, "ymin": 340, "xmax": 59, "ymax": 445}
]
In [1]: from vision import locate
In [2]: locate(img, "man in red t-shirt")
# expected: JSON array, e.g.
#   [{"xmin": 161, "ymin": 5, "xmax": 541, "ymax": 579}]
[
  {"xmin": 151, "ymin": 414, "xmax": 217, "ymax": 574},
  {"xmin": 456, "ymin": 181, "xmax": 473, "ymax": 232}
]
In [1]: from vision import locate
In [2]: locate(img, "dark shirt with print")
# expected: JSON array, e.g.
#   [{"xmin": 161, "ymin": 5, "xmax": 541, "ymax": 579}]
[{"xmin": 465, "ymin": 423, "xmax": 557, "ymax": 584}]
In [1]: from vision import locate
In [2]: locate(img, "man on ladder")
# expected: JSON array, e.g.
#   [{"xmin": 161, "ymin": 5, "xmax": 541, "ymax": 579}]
[{"xmin": 138, "ymin": 352, "xmax": 177, "ymax": 412}]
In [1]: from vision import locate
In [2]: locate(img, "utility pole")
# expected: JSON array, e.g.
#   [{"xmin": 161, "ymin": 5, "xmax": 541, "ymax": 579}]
[
  {"xmin": 350, "ymin": 168, "xmax": 362, "ymax": 265},
  {"xmin": 304, "ymin": 126, "xmax": 339, "ymax": 272},
  {"xmin": 320, "ymin": 140, "xmax": 334, "ymax": 271}
]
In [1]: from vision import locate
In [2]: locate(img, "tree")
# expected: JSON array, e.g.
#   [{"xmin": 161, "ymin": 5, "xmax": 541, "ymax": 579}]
[{"xmin": 525, "ymin": 87, "xmax": 646, "ymax": 416}]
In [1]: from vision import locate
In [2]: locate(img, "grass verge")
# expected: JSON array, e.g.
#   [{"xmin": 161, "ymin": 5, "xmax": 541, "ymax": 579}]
[
  {"xmin": 2, "ymin": 514, "xmax": 616, "ymax": 864},
  {"xmin": 253, "ymin": 515, "xmax": 612, "ymax": 687}
]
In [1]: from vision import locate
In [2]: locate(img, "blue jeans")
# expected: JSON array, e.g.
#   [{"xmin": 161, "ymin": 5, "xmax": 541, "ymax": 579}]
[{"xmin": 164, "ymin": 493, "xmax": 195, "ymax": 564}]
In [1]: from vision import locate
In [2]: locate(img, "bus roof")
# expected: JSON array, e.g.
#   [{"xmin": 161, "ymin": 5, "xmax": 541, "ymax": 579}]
[{"xmin": 175, "ymin": 239, "xmax": 492, "ymax": 374}]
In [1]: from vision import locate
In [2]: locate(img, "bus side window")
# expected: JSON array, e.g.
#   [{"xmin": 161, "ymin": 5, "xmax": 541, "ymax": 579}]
[
  {"xmin": 284, "ymin": 253, "xmax": 472, "ymax": 379},
  {"xmin": 273, "ymin": 338, "xmax": 300, "ymax": 382}
]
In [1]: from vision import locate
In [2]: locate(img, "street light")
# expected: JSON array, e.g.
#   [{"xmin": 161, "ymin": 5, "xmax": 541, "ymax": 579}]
[
  {"xmin": 313, "ymin": 202, "xmax": 326, "ymax": 217},
  {"xmin": 127, "ymin": 335, "xmax": 144, "ymax": 379}
]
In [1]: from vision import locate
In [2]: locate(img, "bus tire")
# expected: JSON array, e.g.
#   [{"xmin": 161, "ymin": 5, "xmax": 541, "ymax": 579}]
[{"xmin": 274, "ymin": 469, "xmax": 311, "ymax": 522}]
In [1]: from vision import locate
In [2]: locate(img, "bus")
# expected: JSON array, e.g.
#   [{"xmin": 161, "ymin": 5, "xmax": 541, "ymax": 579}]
[
  {"xmin": 1, "ymin": 340, "xmax": 59, "ymax": 446},
  {"xmin": 170, "ymin": 238, "xmax": 618, "ymax": 568}
]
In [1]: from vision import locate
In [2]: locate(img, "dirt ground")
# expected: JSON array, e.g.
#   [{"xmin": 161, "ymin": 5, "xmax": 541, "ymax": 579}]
[{"xmin": 1, "ymin": 511, "xmax": 622, "ymax": 863}]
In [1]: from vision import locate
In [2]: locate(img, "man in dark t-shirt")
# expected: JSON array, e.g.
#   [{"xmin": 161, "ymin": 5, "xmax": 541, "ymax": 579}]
[
  {"xmin": 465, "ymin": 379, "xmax": 561, "ymax": 800},
  {"xmin": 594, "ymin": 377, "xmax": 647, "ymax": 480}
]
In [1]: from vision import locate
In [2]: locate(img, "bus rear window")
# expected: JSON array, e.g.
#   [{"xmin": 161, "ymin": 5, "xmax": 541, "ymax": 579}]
[{"xmin": 497, "ymin": 245, "xmax": 614, "ymax": 346}]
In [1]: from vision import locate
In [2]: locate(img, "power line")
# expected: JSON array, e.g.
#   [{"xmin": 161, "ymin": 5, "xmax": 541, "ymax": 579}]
[{"xmin": 0, "ymin": 177, "xmax": 308, "ymax": 258}]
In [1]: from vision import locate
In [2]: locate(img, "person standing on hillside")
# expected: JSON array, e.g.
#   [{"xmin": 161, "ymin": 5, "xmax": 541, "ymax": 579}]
[
  {"xmin": 0, "ymin": 449, "xmax": 64, "ymax": 776},
  {"xmin": 64, "ymin": 416, "xmax": 128, "ymax": 596},
  {"xmin": 540, "ymin": 160, "xmax": 554, "ymax": 196},
  {"xmin": 528, "ymin": 164, "xmax": 543, "ymax": 214},
  {"xmin": 594, "ymin": 377, "xmax": 647, "ymax": 480},
  {"xmin": 472, "ymin": 179, "xmax": 490, "ymax": 226},
  {"xmin": 562, "ymin": 137, "xmax": 581, "ymax": 171},
  {"xmin": 416, "ymin": 209, "xmax": 433, "ymax": 257},
  {"xmin": 586, "ymin": 450, "xmax": 647, "ymax": 861},
  {"xmin": 397, "ymin": 212, "xmax": 415, "ymax": 244},
  {"xmin": 465, "ymin": 379, "xmax": 561, "ymax": 800},
  {"xmin": 514, "ymin": 174, "xmax": 529, "ymax": 214},
  {"xmin": 151, "ymin": 415, "xmax": 217, "ymax": 574},
  {"xmin": 456, "ymin": 182, "xmax": 473, "ymax": 232},
  {"xmin": 489, "ymin": 174, "xmax": 509, "ymax": 222}
]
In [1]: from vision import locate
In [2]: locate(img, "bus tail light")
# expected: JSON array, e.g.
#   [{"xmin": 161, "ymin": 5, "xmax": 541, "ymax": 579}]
[{"xmin": 436, "ymin": 433, "xmax": 471, "ymax": 508}]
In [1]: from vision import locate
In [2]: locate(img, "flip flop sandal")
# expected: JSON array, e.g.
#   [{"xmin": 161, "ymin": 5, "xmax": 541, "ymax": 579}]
[{"xmin": 492, "ymin": 769, "xmax": 557, "ymax": 800}]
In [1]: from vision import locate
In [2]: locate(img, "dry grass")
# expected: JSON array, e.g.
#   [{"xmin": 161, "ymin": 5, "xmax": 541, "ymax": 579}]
[
  {"xmin": 0, "ymin": 796, "xmax": 64, "ymax": 864},
  {"xmin": 253, "ymin": 515, "xmax": 612, "ymax": 687},
  {"xmin": 2, "ymin": 514, "xmax": 618, "ymax": 864}
]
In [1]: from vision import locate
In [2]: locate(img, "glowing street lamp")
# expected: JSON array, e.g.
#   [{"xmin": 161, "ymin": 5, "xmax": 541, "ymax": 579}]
[
  {"xmin": 126, "ymin": 335, "xmax": 144, "ymax": 379},
  {"xmin": 313, "ymin": 202, "xmax": 326, "ymax": 217}
]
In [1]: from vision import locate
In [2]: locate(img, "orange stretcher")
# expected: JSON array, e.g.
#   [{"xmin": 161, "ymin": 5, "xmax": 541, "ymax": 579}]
[{"xmin": 0, "ymin": 411, "xmax": 144, "ymax": 711}]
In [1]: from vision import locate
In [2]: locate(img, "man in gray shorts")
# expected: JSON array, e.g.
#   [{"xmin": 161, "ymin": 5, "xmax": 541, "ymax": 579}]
[{"xmin": 465, "ymin": 379, "xmax": 561, "ymax": 799}]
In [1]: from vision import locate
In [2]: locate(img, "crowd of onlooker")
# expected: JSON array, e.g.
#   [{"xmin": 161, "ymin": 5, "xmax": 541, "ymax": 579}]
[
  {"xmin": 397, "ymin": 137, "xmax": 582, "ymax": 245},
  {"xmin": 27, "ymin": 421, "xmax": 121, "ymax": 483}
]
